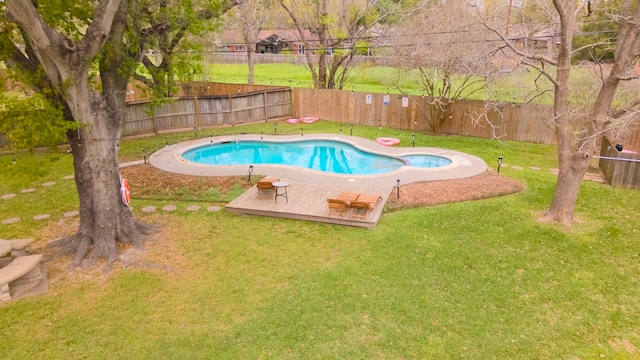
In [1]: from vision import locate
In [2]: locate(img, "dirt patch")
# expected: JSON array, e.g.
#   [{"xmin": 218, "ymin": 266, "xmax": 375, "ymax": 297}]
[
  {"xmin": 120, "ymin": 165, "xmax": 254, "ymax": 197},
  {"xmin": 386, "ymin": 170, "xmax": 524, "ymax": 209}
]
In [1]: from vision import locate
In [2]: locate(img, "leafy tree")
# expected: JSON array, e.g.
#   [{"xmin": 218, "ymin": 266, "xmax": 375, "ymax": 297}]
[
  {"xmin": 0, "ymin": 94, "xmax": 77, "ymax": 150},
  {"xmin": 1, "ymin": 0, "xmax": 237, "ymax": 270},
  {"xmin": 130, "ymin": 0, "xmax": 240, "ymax": 96}
]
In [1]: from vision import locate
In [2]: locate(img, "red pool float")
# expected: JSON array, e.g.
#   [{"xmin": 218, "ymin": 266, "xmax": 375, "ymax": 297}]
[
  {"xmin": 301, "ymin": 117, "xmax": 318, "ymax": 124},
  {"xmin": 376, "ymin": 137, "xmax": 400, "ymax": 146},
  {"xmin": 286, "ymin": 118, "xmax": 300, "ymax": 124}
]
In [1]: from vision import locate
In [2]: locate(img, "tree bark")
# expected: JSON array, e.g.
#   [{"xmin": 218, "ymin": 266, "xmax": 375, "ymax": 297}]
[
  {"xmin": 247, "ymin": 49, "xmax": 255, "ymax": 84},
  {"xmin": 5, "ymin": 0, "xmax": 154, "ymax": 269},
  {"xmin": 542, "ymin": 0, "xmax": 640, "ymax": 226},
  {"xmin": 540, "ymin": 0, "xmax": 580, "ymax": 226}
]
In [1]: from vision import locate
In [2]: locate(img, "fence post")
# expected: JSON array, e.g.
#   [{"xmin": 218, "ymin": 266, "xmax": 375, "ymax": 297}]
[
  {"xmin": 228, "ymin": 94, "xmax": 234, "ymax": 126},
  {"xmin": 151, "ymin": 106, "xmax": 158, "ymax": 135},
  {"xmin": 263, "ymin": 91, "xmax": 268, "ymax": 121},
  {"xmin": 193, "ymin": 96, "xmax": 201, "ymax": 129}
]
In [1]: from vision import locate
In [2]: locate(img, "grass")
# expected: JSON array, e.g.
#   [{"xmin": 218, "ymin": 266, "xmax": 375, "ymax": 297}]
[
  {"xmin": 1, "ymin": 123, "xmax": 640, "ymax": 359},
  {"xmin": 206, "ymin": 63, "xmax": 602, "ymax": 105}
]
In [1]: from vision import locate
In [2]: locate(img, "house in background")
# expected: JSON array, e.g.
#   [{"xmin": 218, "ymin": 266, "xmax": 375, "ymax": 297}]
[
  {"xmin": 216, "ymin": 29, "xmax": 318, "ymax": 54},
  {"xmin": 506, "ymin": 25, "xmax": 561, "ymax": 56}
]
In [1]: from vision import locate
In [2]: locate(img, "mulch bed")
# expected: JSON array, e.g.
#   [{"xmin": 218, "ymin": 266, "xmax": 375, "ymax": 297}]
[{"xmin": 121, "ymin": 165, "xmax": 524, "ymax": 209}]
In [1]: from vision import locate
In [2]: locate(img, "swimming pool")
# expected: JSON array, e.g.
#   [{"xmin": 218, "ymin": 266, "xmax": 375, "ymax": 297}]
[{"xmin": 181, "ymin": 139, "xmax": 452, "ymax": 175}]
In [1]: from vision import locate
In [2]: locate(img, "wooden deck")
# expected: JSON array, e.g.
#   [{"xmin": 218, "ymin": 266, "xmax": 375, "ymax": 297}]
[{"xmin": 226, "ymin": 178, "xmax": 393, "ymax": 228}]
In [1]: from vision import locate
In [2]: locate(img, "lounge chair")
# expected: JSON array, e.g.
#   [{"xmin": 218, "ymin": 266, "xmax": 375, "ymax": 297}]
[
  {"xmin": 256, "ymin": 177, "xmax": 279, "ymax": 196},
  {"xmin": 337, "ymin": 192, "xmax": 359, "ymax": 206},
  {"xmin": 327, "ymin": 199, "xmax": 348, "ymax": 217},
  {"xmin": 356, "ymin": 193, "xmax": 382, "ymax": 206},
  {"xmin": 349, "ymin": 201, "xmax": 374, "ymax": 220}
]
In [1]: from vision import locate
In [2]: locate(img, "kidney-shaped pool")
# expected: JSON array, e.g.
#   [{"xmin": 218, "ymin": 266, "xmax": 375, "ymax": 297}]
[{"xmin": 181, "ymin": 139, "xmax": 452, "ymax": 175}]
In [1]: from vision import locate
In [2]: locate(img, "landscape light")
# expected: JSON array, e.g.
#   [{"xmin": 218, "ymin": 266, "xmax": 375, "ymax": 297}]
[
  {"xmin": 498, "ymin": 156, "xmax": 503, "ymax": 173},
  {"xmin": 412, "ymin": 134, "xmax": 415, "ymax": 147},
  {"xmin": 396, "ymin": 179, "xmax": 400, "ymax": 199},
  {"xmin": 143, "ymin": 149, "xmax": 147, "ymax": 164},
  {"xmin": 193, "ymin": 126, "xmax": 198, "ymax": 138},
  {"xmin": 248, "ymin": 165, "xmax": 253, "ymax": 182}
]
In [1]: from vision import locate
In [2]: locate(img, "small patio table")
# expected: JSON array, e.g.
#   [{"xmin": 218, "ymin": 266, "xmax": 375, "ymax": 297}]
[{"xmin": 273, "ymin": 181, "xmax": 290, "ymax": 203}]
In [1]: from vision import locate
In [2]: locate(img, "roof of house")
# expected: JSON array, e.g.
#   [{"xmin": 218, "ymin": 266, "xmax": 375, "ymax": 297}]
[
  {"xmin": 218, "ymin": 29, "xmax": 318, "ymax": 45},
  {"xmin": 506, "ymin": 24, "xmax": 561, "ymax": 41}
]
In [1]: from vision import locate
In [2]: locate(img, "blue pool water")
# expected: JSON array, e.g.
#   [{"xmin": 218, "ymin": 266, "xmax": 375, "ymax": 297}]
[{"xmin": 182, "ymin": 139, "xmax": 452, "ymax": 175}]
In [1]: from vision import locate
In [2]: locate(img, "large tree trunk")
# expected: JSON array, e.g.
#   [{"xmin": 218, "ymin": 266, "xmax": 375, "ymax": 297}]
[
  {"xmin": 247, "ymin": 49, "xmax": 255, "ymax": 84},
  {"xmin": 543, "ymin": 152, "xmax": 590, "ymax": 226},
  {"xmin": 540, "ymin": 0, "xmax": 580, "ymax": 226},
  {"xmin": 542, "ymin": 0, "xmax": 640, "ymax": 226},
  {"xmin": 65, "ymin": 116, "xmax": 141, "ymax": 269},
  {"xmin": 57, "ymin": 80, "xmax": 151, "ymax": 270},
  {"xmin": 12, "ymin": 0, "xmax": 157, "ymax": 270}
]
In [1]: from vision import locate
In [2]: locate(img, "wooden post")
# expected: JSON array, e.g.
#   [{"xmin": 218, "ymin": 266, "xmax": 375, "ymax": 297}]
[
  {"xmin": 228, "ymin": 94, "xmax": 234, "ymax": 126},
  {"xmin": 263, "ymin": 91, "xmax": 268, "ymax": 121},
  {"xmin": 193, "ymin": 96, "xmax": 201, "ymax": 129},
  {"xmin": 151, "ymin": 106, "xmax": 158, "ymax": 135}
]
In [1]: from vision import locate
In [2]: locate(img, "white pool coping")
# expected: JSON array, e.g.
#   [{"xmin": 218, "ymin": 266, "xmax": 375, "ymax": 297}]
[{"xmin": 149, "ymin": 134, "xmax": 488, "ymax": 187}]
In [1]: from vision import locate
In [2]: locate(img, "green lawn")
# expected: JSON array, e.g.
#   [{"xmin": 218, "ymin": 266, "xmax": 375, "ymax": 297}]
[
  {"xmin": 206, "ymin": 63, "xmax": 600, "ymax": 105},
  {"xmin": 1, "ymin": 124, "xmax": 640, "ymax": 359}
]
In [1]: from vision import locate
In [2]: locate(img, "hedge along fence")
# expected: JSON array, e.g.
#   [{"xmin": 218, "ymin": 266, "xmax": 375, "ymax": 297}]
[
  {"xmin": 123, "ymin": 86, "xmax": 292, "ymax": 136},
  {"xmin": 598, "ymin": 137, "xmax": 640, "ymax": 190},
  {"xmin": 292, "ymin": 88, "xmax": 559, "ymax": 145}
]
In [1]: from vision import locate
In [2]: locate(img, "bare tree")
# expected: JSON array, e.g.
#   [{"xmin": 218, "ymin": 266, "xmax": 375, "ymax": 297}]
[
  {"xmin": 387, "ymin": 0, "xmax": 502, "ymax": 135},
  {"xmin": 233, "ymin": 0, "xmax": 272, "ymax": 84},
  {"xmin": 475, "ymin": 0, "xmax": 640, "ymax": 226},
  {"xmin": 279, "ymin": 0, "xmax": 412, "ymax": 89}
]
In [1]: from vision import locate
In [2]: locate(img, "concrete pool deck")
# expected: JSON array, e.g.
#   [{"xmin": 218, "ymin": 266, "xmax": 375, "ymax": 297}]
[{"xmin": 149, "ymin": 134, "xmax": 488, "ymax": 187}]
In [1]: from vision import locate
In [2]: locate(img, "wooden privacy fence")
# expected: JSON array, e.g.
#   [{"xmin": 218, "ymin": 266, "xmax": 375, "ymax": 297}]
[
  {"xmin": 2, "ymin": 82, "xmax": 639, "ymax": 189},
  {"xmin": 123, "ymin": 87, "xmax": 292, "ymax": 136},
  {"xmin": 292, "ymin": 88, "xmax": 559, "ymax": 145},
  {"xmin": 598, "ymin": 138, "xmax": 640, "ymax": 190}
]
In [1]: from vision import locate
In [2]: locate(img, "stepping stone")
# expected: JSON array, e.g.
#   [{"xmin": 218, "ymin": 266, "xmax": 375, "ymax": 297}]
[
  {"xmin": 186, "ymin": 205, "xmax": 200, "ymax": 212},
  {"xmin": 34, "ymin": 214, "xmax": 51, "ymax": 220},
  {"xmin": 63, "ymin": 175, "xmax": 75, "ymax": 180},
  {"xmin": 63, "ymin": 211, "xmax": 79, "ymax": 218},
  {"xmin": 141, "ymin": 206, "xmax": 157, "ymax": 213},
  {"xmin": 511, "ymin": 166, "xmax": 523, "ymax": 170},
  {"xmin": 21, "ymin": 188, "xmax": 36, "ymax": 193},
  {"xmin": 162, "ymin": 205, "xmax": 177, "ymax": 212},
  {"xmin": 2, "ymin": 217, "xmax": 20, "ymax": 224},
  {"xmin": 1, "ymin": 194, "xmax": 17, "ymax": 200},
  {"xmin": 549, "ymin": 168, "xmax": 559, "ymax": 175},
  {"xmin": 42, "ymin": 181, "xmax": 56, "ymax": 187},
  {"xmin": 207, "ymin": 206, "xmax": 222, "ymax": 212},
  {"xmin": 529, "ymin": 166, "xmax": 542, "ymax": 171}
]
